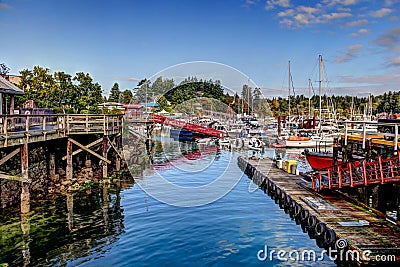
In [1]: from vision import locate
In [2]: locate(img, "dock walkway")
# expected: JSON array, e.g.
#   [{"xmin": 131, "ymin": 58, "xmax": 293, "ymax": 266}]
[{"xmin": 238, "ymin": 156, "xmax": 400, "ymax": 265}]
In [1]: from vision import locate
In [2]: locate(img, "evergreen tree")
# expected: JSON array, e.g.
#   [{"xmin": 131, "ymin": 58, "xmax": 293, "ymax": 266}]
[{"xmin": 108, "ymin": 82, "xmax": 121, "ymax": 102}]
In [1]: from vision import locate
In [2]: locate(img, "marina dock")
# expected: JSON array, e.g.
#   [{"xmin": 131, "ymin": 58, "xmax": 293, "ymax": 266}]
[{"xmin": 238, "ymin": 156, "xmax": 400, "ymax": 266}]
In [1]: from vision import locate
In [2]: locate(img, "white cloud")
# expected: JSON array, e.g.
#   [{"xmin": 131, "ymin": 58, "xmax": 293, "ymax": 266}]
[
  {"xmin": 368, "ymin": 8, "xmax": 392, "ymax": 18},
  {"xmin": 322, "ymin": 0, "xmax": 359, "ymax": 6},
  {"xmin": 294, "ymin": 13, "xmax": 311, "ymax": 25},
  {"xmin": 277, "ymin": 9, "xmax": 294, "ymax": 17},
  {"xmin": 384, "ymin": 0, "xmax": 400, "ymax": 6},
  {"xmin": 374, "ymin": 26, "xmax": 400, "ymax": 50},
  {"xmin": 297, "ymin": 6, "xmax": 318, "ymax": 14},
  {"xmin": 351, "ymin": 28, "xmax": 370, "ymax": 36},
  {"xmin": 335, "ymin": 43, "xmax": 363, "ymax": 63},
  {"xmin": 338, "ymin": 71, "xmax": 400, "ymax": 85},
  {"xmin": 279, "ymin": 18, "xmax": 294, "ymax": 27},
  {"xmin": 0, "ymin": 3, "xmax": 11, "ymax": 9},
  {"xmin": 389, "ymin": 57, "xmax": 400, "ymax": 67},
  {"xmin": 266, "ymin": 0, "xmax": 290, "ymax": 10},
  {"xmin": 242, "ymin": 0, "xmax": 260, "ymax": 8},
  {"xmin": 322, "ymin": 12, "xmax": 352, "ymax": 21},
  {"xmin": 265, "ymin": 0, "xmax": 394, "ymax": 30},
  {"xmin": 344, "ymin": 19, "xmax": 369, "ymax": 27}
]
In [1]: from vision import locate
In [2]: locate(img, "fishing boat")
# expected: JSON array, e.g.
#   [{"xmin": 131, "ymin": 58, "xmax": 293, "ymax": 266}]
[{"xmin": 304, "ymin": 149, "xmax": 342, "ymax": 170}]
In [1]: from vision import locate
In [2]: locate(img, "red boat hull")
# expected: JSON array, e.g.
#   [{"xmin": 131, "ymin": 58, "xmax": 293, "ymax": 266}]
[{"xmin": 305, "ymin": 154, "xmax": 342, "ymax": 170}]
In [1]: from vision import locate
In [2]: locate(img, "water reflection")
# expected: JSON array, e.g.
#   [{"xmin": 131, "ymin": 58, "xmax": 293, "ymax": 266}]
[
  {"xmin": 0, "ymin": 182, "xmax": 126, "ymax": 266},
  {"xmin": 0, "ymin": 141, "xmax": 331, "ymax": 267}
]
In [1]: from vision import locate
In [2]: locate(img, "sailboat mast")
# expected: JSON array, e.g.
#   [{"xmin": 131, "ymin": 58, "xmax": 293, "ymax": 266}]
[
  {"xmin": 247, "ymin": 78, "xmax": 250, "ymax": 116},
  {"xmin": 351, "ymin": 96, "xmax": 354, "ymax": 119},
  {"xmin": 288, "ymin": 60, "xmax": 291, "ymax": 125},
  {"xmin": 308, "ymin": 78, "xmax": 311, "ymax": 117},
  {"xmin": 319, "ymin": 55, "xmax": 323, "ymax": 132},
  {"xmin": 369, "ymin": 93, "xmax": 373, "ymax": 120}
]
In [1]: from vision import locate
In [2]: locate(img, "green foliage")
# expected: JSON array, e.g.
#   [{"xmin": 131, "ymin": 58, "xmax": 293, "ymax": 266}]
[
  {"xmin": 108, "ymin": 82, "xmax": 121, "ymax": 102},
  {"xmin": 16, "ymin": 66, "xmax": 104, "ymax": 113},
  {"xmin": 157, "ymin": 95, "xmax": 169, "ymax": 111},
  {"xmin": 0, "ymin": 63, "xmax": 10, "ymax": 75},
  {"xmin": 120, "ymin": 89, "xmax": 133, "ymax": 104}
]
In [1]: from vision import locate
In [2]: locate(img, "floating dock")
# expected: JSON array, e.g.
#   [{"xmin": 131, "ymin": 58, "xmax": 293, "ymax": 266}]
[{"xmin": 238, "ymin": 156, "xmax": 400, "ymax": 266}]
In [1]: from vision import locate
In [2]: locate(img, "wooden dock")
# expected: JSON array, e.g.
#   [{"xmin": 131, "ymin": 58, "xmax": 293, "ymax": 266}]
[
  {"xmin": 0, "ymin": 114, "xmax": 124, "ymax": 214},
  {"xmin": 0, "ymin": 114, "xmax": 122, "ymax": 148},
  {"xmin": 238, "ymin": 156, "xmax": 400, "ymax": 266}
]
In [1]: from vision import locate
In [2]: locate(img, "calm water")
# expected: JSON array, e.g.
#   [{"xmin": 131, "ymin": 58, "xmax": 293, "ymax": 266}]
[{"xmin": 0, "ymin": 143, "xmax": 334, "ymax": 266}]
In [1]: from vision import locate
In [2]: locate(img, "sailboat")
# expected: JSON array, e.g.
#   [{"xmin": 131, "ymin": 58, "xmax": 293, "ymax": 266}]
[
  {"xmin": 304, "ymin": 55, "xmax": 341, "ymax": 169},
  {"xmin": 279, "ymin": 60, "xmax": 319, "ymax": 148}
]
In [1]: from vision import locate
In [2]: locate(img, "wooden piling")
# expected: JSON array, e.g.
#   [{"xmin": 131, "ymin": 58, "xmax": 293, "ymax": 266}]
[
  {"xmin": 21, "ymin": 143, "xmax": 28, "ymax": 181},
  {"xmin": 20, "ymin": 143, "xmax": 30, "ymax": 214},
  {"xmin": 20, "ymin": 182, "xmax": 30, "ymax": 214},
  {"xmin": 66, "ymin": 193, "xmax": 73, "ymax": 231},
  {"xmin": 102, "ymin": 136, "xmax": 108, "ymax": 178},
  {"xmin": 49, "ymin": 150, "xmax": 56, "ymax": 179},
  {"xmin": 66, "ymin": 139, "xmax": 73, "ymax": 180}
]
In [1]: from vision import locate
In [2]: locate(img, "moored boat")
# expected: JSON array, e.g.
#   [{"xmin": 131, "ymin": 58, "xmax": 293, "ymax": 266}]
[{"xmin": 304, "ymin": 149, "xmax": 342, "ymax": 170}]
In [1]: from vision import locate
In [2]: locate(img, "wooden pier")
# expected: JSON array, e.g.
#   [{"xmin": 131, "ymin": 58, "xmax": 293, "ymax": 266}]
[
  {"xmin": 238, "ymin": 156, "xmax": 400, "ymax": 266},
  {"xmin": 0, "ymin": 114, "xmax": 124, "ymax": 213}
]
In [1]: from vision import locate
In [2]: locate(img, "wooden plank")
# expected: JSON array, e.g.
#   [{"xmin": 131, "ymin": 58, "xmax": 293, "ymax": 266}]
[
  {"xmin": 0, "ymin": 147, "xmax": 20, "ymax": 166},
  {"xmin": 61, "ymin": 138, "xmax": 103, "ymax": 160},
  {"xmin": 0, "ymin": 172, "xmax": 26, "ymax": 182},
  {"xmin": 107, "ymin": 136, "xmax": 124, "ymax": 159},
  {"xmin": 68, "ymin": 138, "xmax": 111, "ymax": 164}
]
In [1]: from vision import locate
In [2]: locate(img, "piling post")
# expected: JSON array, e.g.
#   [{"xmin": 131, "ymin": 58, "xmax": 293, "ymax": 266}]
[
  {"xmin": 20, "ymin": 182, "xmax": 30, "ymax": 214},
  {"xmin": 66, "ymin": 193, "xmax": 74, "ymax": 231},
  {"xmin": 20, "ymin": 143, "xmax": 30, "ymax": 214},
  {"xmin": 103, "ymin": 136, "xmax": 108, "ymax": 178},
  {"xmin": 115, "ymin": 135, "xmax": 122, "ymax": 171},
  {"xmin": 21, "ymin": 143, "xmax": 28, "ymax": 181},
  {"xmin": 20, "ymin": 213, "xmax": 31, "ymax": 266},
  {"xmin": 49, "ymin": 150, "xmax": 56, "ymax": 179},
  {"xmin": 370, "ymin": 185, "xmax": 380, "ymax": 209},
  {"xmin": 66, "ymin": 139, "xmax": 73, "ymax": 180}
]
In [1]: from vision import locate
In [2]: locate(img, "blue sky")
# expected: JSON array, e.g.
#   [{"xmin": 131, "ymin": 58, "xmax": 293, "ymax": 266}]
[{"xmin": 0, "ymin": 0, "xmax": 399, "ymax": 98}]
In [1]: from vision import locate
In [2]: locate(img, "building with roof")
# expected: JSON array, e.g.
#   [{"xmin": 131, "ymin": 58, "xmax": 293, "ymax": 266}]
[
  {"xmin": 0, "ymin": 75, "xmax": 24, "ymax": 115},
  {"xmin": 123, "ymin": 103, "xmax": 143, "ymax": 119}
]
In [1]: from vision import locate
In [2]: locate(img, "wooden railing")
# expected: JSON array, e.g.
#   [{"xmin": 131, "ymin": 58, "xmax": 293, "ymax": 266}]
[
  {"xmin": 0, "ymin": 114, "xmax": 123, "ymax": 144},
  {"xmin": 311, "ymin": 152, "xmax": 400, "ymax": 190}
]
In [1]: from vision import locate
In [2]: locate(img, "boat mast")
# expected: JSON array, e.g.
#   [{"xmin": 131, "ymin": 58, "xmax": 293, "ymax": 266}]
[
  {"xmin": 288, "ymin": 60, "xmax": 291, "ymax": 127},
  {"xmin": 369, "ymin": 93, "xmax": 373, "ymax": 120},
  {"xmin": 247, "ymin": 78, "xmax": 250, "ymax": 116},
  {"xmin": 350, "ymin": 96, "xmax": 354, "ymax": 120},
  {"xmin": 318, "ymin": 55, "xmax": 322, "ymax": 133},
  {"xmin": 308, "ymin": 78, "xmax": 311, "ymax": 117}
]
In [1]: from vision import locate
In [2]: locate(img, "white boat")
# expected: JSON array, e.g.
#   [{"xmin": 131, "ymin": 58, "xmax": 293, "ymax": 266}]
[
  {"xmin": 281, "ymin": 137, "xmax": 318, "ymax": 148},
  {"xmin": 248, "ymin": 137, "xmax": 265, "ymax": 151},
  {"xmin": 218, "ymin": 137, "xmax": 231, "ymax": 144}
]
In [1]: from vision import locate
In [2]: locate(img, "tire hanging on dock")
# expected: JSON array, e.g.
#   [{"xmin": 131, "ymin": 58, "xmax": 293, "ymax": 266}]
[
  {"xmin": 323, "ymin": 229, "xmax": 337, "ymax": 249},
  {"xmin": 307, "ymin": 215, "xmax": 318, "ymax": 239},
  {"xmin": 315, "ymin": 222, "xmax": 327, "ymax": 248}
]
